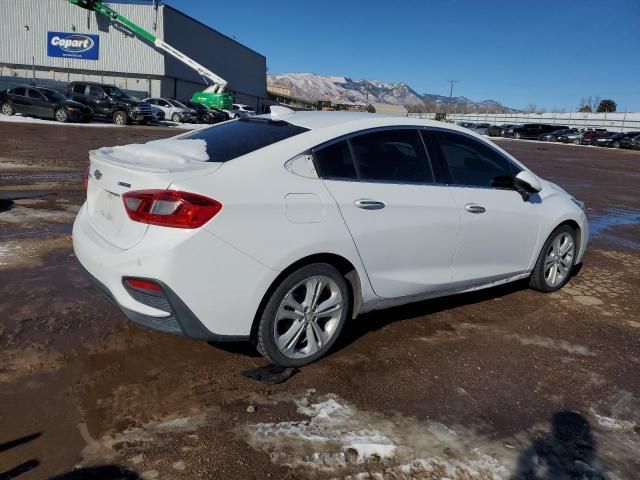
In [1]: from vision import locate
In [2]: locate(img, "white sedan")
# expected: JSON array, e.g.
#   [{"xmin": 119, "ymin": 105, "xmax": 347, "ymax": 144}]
[{"xmin": 73, "ymin": 108, "xmax": 588, "ymax": 367}]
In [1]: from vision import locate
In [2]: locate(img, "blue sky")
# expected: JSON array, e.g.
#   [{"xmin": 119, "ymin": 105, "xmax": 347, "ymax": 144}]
[{"xmin": 173, "ymin": 0, "xmax": 640, "ymax": 111}]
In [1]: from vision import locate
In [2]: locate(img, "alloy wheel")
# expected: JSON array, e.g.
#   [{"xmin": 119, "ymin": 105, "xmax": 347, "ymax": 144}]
[
  {"xmin": 544, "ymin": 232, "xmax": 575, "ymax": 288},
  {"xmin": 274, "ymin": 275, "xmax": 343, "ymax": 360},
  {"xmin": 55, "ymin": 109, "xmax": 68, "ymax": 122},
  {"xmin": 1, "ymin": 102, "xmax": 14, "ymax": 115}
]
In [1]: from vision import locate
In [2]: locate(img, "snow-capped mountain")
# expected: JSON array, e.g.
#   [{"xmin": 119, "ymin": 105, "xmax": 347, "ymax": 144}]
[{"xmin": 267, "ymin": 73, "xmax": 514, "ymax": 111}]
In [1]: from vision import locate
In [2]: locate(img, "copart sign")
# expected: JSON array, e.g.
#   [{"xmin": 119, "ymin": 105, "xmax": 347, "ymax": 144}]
[{"xmin": 47, "ymin": 32, "xmax": 99, "ymax": 60}]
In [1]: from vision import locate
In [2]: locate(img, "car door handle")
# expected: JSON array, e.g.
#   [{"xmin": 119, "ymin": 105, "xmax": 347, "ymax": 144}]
[
  {"xmin": 354, "ymin": 199, "xmax": 386, "ymax": 210},
  {"xmin": 464, "ymin": 203, "xmax": 486, "ymax": 214}
]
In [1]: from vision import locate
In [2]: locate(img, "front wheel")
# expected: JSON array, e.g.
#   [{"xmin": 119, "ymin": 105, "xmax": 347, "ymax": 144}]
[
  {"xmin": 1, "ymin": 102, "xmax": 15, "ymax": 116},
  {"xmin": 612, "ymin": 141, "xmax": 620, "ymax": 148},
  {"xmin": 256, "ymin": 263, "xmax": 350, "ymax": 367},
  {"xmin": 530, "ymin": 225, "xmax": 577, "ymax": 292},
  {"xmin": 572, "ymin": 138, "xmax": 580, "ymax": 145},
  {"xmin": 514, "ymin": 132, "xmax": 521, "ymax": 139},
  {"xmin": 113, "ymin": 110, "xmax": 129, "ymax": 125},
  {"xmin": 55, "ymin": 108, "xmax": 68, "ymax": 123},
  {"xmin": 171, "ymin": 113, "xmax": 181, "ymax": 122}
]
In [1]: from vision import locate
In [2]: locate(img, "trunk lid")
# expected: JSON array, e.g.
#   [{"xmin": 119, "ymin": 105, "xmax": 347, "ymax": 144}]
[{"xmin": 85, "ymin": 142, "xmax": 221, "ymax": 250}]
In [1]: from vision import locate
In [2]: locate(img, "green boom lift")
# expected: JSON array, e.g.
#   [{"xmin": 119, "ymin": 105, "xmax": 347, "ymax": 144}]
[{"xmin": 67, "ymin": 0, "xmax": 233, "ymax": 110}]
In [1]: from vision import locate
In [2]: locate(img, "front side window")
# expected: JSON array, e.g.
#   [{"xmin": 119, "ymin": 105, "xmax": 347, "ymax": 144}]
[
  {"xmin": 183, "ymin": 118, "xmax": 309, "ymax": 162},
  {"xmin": 27, "ymin": 89, "xmax": 46, "ymax": 100},
  {"xmin": 430, "ymin": 130, "xmax": 519, "ymax": 188},
  {"xmin": 103, "ymin": 86, "xmax": 127, "ymax": 98},
  {"xmin": 13, "ymin": 87, "xmax": 26, "ymax": 96},
  {"xmin": 72, "ymin": 84, "xmax": 86, "ymax": 94}
]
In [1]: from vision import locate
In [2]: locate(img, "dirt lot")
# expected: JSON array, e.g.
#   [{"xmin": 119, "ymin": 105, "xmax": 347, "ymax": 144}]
[{"xmin": 1, "ymin": 122, "xmax": 639, "ymax": 480}]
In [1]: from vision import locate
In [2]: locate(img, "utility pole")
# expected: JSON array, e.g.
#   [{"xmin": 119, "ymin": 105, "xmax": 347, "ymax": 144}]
[{"xmin": 447, "ymin": 80, "xmax": 459, "ymax": 114}]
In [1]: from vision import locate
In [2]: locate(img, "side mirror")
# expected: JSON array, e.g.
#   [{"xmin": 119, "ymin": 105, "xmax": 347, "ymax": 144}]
[{"xmin": 514, "ymin": 171, "xmax": 542, "ymax": 200}]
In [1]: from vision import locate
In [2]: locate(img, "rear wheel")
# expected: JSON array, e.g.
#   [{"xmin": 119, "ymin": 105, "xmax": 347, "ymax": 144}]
[
  {"xmin": 256, "ymin": 263, "xmax": 350, "ymax": 367},
  {"xmin": 612, "ymin": 141, "xmax": 620, "ymax": 148},
  {"xmin": 113, "ymin": 110, "xmax": 129, "ymax": 125},
  {"xmin": 1, "ymin": 102, "xmax": 15, "ymax": 116},
  {"xmin": 514, "ymin": 132, "xmax": 521, "ymax": 139},
  {"xmin": 572, "ymin": 138, "xmax": 580, "ymax": 145},
  {"xmin": 530, "ymin": 225, "xmax": 577, "ymax": 292},
  {"xmin": 55, "ymin": 108, "xmax": 68, "ymax": 123}
]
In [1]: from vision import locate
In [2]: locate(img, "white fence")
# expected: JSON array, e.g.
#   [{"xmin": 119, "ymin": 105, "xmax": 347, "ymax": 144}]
[{"xmin": 408, "ymin": 111, "xmax": 640, "ymax": 133}]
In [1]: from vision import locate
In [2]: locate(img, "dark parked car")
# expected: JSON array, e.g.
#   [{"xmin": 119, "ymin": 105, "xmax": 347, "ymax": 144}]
[
  {"xmin": 507, "ymin": 123, "xmax": 569, "ymax": 140},
  {"xmin": 597, "ymin": 131, "xmax": 640, "ymax": 148},
  {"xmin": 580, "ymin": 130, "xmax": 608, "ymax": 145},
  {"xmin": 67, "ymin": 82, "xmax": 152, "ymax": 125},
  {"xmin": 538, "ymin": 128, "xmax": 578, "ymax": 142},
  {"xmin": 620, "ymin": 134, "xmax": 640, "ymax": 150},
  {"xmin": 181, "ymin": 100, "xmax": 227, "ymax": 124},
  {"xmin": 0, "ymin": 86, "xmax": 92, "ymax": 122},
  {"xmin": 473, "ymin": 122, "xmax": 491, "ymax": 129},
  {"xmin": 487, "ymin": 124, "xmax": 518, "ymax": 137}
]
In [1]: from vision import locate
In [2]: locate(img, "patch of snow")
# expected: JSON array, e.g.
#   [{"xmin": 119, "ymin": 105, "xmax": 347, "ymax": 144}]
[
  {"xmin": 0, "ymin": 243, "xmax": 9, "ymax": 266},
  {"xmin": 95, "ymin": 138, "xmax": 210, "ymax": 169},
  {"xmin": 0, "ymin": 113, "xmax": 121, "ymax": 128},
  {"xmin": 591, "ymin": 409, "xmax": 636, "ymax": 431},
  {"xmin": 0, "ymin": 113, "xmax": 201, "ymax": 130},
  {"xmin": 245, "ymin": 391, "xmax": 515, "ymax": 478}
]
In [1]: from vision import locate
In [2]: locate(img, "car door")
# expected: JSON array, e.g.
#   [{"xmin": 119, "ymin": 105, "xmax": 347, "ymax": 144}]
[
  {"xmin": 156, "ymin": 99, "xmax": 171, "ymax": 117},
  {"xmin": 69, "ymin": 83, "xmax": 87, "ymax": 106},
  {"xmin": 315, "ymin": 128, "xmax": 461, "ymax": 299},
  {"xmin": 88, "ymin": 85, "xmax": 110, "ymax": 116},
  {"xmin": 26, "ymin": 88, "xmax": 51, "ymax": 118},
  {"xmin": 10, "ymin": 87, "xmax": 30, "ymax": 114},
  {"xmin": 425, "ymin": 129, "xmax": 541, "ymax": 288}
]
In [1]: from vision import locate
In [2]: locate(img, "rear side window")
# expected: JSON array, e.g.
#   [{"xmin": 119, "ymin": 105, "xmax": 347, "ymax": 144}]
[
  {"xmin": 350, "ymin": 129, "xmax": 433, "ymax": 183},
  {"xmin": 72, "ymin": 84, "xmax": 86, "ymax": 94},
  {"xmin": 313, "ymin": 140, "xmax": 357, "ymax": 179},
  {"xmin": 430, "ymin": 130, "xmax": 519, "ymax": 188},
  {"xmin": 183, "ymin": 118, "xmax": 309, "ymax": 162},
  {"xmin": 13, "ymin": 87, "xmax": 26, "ymax": 96}
]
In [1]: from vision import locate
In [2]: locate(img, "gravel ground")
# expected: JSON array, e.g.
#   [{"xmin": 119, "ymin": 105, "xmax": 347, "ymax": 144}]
[{"xmin": 0, "ymin": 122, "xmax": 639, "ymax": 480}]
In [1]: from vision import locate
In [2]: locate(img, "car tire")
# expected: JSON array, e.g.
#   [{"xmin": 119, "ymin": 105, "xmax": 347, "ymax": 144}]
[
  {"xmin": 572, "ymin": 139, "xmax": 580, "ymax": 145},
  {"xmin": 1, "ymin": 102, "xmax": 15, "ymax": 116},
  {"xmin": 256, "ymin": 263, "xmax": 351, "ymax": 367},
  {"xmin": 612, "ymin": 141, "xmax": 620, "ymax": 148},
  {"xmin": 171, "ymin": 113, "xmax": 181, "ymax": 122},
  {"xmin": 234, "ymin": 114, "xmax": 240, "ymax": 119},
  {"xmin": 113, "ymin": 110, "xmax": 129, "ymax": 125},
  {"xmin": 55, "ymin": 108, "xmax": 68, "ymax": 123},
  {"xmin": 530, "ymin": 225, "xmax": 577, "ymax": 293},
  {"xmin": 514, "ymin": 132, "xmax": 521, "ymax": 139}
]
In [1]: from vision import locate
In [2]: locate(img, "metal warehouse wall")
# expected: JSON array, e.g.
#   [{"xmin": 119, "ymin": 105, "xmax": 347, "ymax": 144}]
[
  {"xmin": 162, "ymin": 6, "xmax": 266, "ymax": 102},
  {"xmin": 0, "ymin": 0, "xmax": 165, "ymax": 75}
]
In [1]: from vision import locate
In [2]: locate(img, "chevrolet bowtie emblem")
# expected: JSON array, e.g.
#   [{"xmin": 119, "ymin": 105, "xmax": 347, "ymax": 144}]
[{"xmin": 94, "ymin": 169, "xmax": 102, "ymax": 180}]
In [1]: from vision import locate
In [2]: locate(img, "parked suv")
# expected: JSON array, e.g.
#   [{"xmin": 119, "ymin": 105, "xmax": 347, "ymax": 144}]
[
  {"xmin": 1, "ymin": 86, "xmax": 92, "ymax": 122},
  {"xmin": 507, "ymin": 124, "xmax": 569, "ymax": 140},
  {"xmin": 145, "ymin": 98, "xmax": 197, "ymax": 123},
  {"xmin": 67, "ymin": 82, "xmax": 152, "ymax": 125}
]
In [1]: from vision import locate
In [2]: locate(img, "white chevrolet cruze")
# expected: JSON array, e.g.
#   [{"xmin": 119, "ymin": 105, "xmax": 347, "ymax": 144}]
[{"xmin": 73, "ymin": 108, "xmax": 588, "ymax": 367}]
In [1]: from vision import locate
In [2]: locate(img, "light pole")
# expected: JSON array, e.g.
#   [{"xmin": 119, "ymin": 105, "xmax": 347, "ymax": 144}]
[{"xmin": 447, "ymin": 80, "xmax": 459, "ymax": 116}]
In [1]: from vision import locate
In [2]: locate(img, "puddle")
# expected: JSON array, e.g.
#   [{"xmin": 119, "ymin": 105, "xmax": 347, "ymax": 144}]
[{"xmin": 589, "ymin": 206, "xmax": 640, "ymax": 249}]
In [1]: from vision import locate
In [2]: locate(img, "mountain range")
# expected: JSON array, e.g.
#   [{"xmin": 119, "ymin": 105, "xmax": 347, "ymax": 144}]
[{"xmin": 267, "ymin": 73, "xmax": 515, "ymax": 112}]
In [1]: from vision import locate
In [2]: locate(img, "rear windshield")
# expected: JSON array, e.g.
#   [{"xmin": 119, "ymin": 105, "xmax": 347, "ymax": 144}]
[{"xmin": 183, "ymin": 118, "xmax": 309, "ymax": 162}]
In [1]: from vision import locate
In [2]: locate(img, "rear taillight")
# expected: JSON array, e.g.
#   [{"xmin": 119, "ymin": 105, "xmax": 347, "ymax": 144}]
[{"xmin": 122, "ymin": 189, "xmax": 222, "ymax": 229}]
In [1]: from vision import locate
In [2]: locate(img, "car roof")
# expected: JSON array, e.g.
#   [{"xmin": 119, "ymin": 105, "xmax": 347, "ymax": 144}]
[{"xmin": 263, "ymin": 110, "xmax": 473, "ymax": 134}]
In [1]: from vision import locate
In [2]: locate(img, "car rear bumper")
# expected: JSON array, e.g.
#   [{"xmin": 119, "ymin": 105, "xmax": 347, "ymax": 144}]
[
  {"xmin": 72, "ymin": 203, "xmax": 278, "ymax": 340},
  {"xmin": 78, "ymin": 262, "xmax": 247, "ymax": 341}
]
